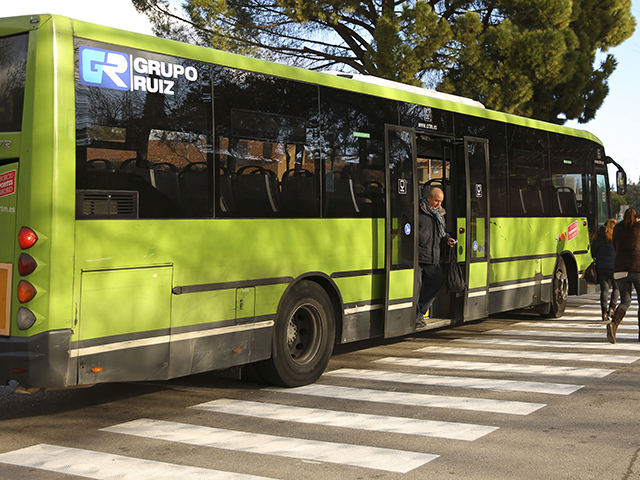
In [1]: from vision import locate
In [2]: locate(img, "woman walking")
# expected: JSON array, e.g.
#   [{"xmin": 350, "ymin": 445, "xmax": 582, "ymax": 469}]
[
  {"xmin": 591, "ymin": 219, "xmax": 619, "ymax": 322},
  {"xmin": 607, "ymin": 209, "xmax": 640, "ymax": 343}
]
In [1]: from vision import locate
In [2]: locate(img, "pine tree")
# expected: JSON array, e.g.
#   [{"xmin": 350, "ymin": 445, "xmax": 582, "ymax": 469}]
[{"xmin": 132, "ymin": 0, "xmax": 635, "ymax": 124}]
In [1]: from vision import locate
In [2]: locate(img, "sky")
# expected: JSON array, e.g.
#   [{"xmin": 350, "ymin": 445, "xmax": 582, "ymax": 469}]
[{"xmin": 2, "ymin": 0, "xmax": 639, "ymax": 184}]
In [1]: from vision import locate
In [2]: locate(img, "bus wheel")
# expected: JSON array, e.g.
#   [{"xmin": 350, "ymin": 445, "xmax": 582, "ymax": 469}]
[
  {"xmin": 543, "ymin": 257, "xmax": 569, "ymax": 318},
  {"xmin": 258, "ymin": 281, "xmax": 335, "ymax": 387}
]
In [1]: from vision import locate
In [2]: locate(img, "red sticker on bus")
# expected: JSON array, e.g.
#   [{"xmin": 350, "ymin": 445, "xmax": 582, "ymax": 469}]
[
  {"xmin": 0, "ymin": 170, "xmax": 16, "ymax": 198},
  {"xmin": 567, "ymin": 220, "xmax": 579, "ymax": 241}
]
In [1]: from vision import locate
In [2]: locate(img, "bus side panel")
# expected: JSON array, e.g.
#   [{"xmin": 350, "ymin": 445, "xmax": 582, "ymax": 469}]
[{"xmin": 75, "ymin": 266, "xmax": 172, "ymax": 384}]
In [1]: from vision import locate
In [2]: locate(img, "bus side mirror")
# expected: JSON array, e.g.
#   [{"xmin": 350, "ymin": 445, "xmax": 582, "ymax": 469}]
[{"xmin": 616, "ymin": 170, "xmax": 627, "ymax": 196}]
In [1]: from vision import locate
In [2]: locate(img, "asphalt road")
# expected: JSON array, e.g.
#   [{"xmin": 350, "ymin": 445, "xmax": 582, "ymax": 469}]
[{"xmin": 1, "ymin": 293, "xmax": 640, "ymax": 480}]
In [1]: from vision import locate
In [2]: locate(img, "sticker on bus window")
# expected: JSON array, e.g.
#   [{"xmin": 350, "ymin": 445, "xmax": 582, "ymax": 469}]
[
  {"xmin": 567, "ymin": 220, "xmax": 579, "ymax": 241},
  {"xmin": 0, "ymin": 170, "xmax": 16, "ymax": 198},
  {"xmin": 398, "ymin": 178, "xmax": 408, "ymax": 195}
]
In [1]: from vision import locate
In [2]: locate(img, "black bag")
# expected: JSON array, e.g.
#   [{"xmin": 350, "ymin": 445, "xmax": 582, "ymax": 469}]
[
  {"xmin": 582, "ymin": 262, "xmax": 598, "ymax": 284},
  {"xmin": 444, "ymin": 247, "xmax": 466, "ymax": 293}
]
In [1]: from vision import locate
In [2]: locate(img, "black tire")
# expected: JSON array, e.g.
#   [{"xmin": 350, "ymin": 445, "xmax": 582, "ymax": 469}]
[
  {"xmin": 542, "ymin": 257, "xmax": 569, "ymax": 318},
  {"xmin": 257, "ymin": 281, "xmax": 335, "ymax": 387}
]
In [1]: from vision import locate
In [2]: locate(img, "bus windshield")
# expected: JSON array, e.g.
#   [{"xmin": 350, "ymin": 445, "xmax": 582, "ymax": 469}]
[{"xmin": 0, "ymin": 34, "xmax": 28, "ymax": 133}]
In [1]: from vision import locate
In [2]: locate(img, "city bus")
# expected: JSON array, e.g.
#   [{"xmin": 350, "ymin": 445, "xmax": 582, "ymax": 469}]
[{"xmin": 0, "ymin": 14, "xmax": 626, "ymax": 391}]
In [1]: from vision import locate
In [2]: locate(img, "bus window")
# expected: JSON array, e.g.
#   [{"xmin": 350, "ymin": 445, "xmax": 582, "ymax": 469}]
[
  {"xmin": 75, "ymin": 41, "xmax": 213, "ymax": 219},
  {"xmin": 507, "ymin": 126, "xmax": 550, "ymax": 217},
  {"xmin": 212, "ymin": 67, "xmax": 321, "ymax": 218},
  {"xmin": 0, "ymin": 34, "xmax": 28, "ymax": 133},
  {"xmin": 320, "ymin": 88, "xmax": 396, "ymax": 218}
]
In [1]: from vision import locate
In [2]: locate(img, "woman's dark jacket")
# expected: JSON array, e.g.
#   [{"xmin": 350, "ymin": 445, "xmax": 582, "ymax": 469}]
[
  {"xmin": 612, "ymin": 221, "xmax": 640, "ymax": 273},
  {"xmin": 591, "ymin": 225, "xmax": 615, "ymax": 270}
]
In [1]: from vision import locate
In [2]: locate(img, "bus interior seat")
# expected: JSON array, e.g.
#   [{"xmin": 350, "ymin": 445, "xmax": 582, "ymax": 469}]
[
  {"xmin": 235, "ymin": 165, "xmax": 280, "ymax": 214},
  {"xmin": 519, "ymin": 186, "xmax": 545, "ymax": 216},
  {"xmin": 152, "ymin": 162, "xmax": 182, "ymax": 204},
  {"xmin": 87, "ymin": 158, "xmax": 116, "ymax": 172},
  {"xmin": 121, "ymin": 157, "xmax": 155, "ymax": 186},
  {"xmin": 324, "ymin": 172, "xmax": 360, "ymax": 217},
  {"xmin": 557, "ymin": 186, "xmax": 579, "ymax": 216},
  {"xmin": 180, "ymin": 162, "xmax": 209, "ymax": 212},
  {"xmin": 217, "ymin": 166, "xmax": 236, "ymax": 213},
  {"xmin": 281, "ymin": 168, "xmax": 318, "ymax": 216}
]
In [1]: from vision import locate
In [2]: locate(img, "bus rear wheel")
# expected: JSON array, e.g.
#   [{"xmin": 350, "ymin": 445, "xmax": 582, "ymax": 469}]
[
  {"xmin": 258, "ymin": 281, "xmax": 335, "ymax": 387},
  {"xmin": 543, "ymin": 257, "xmax": 569, "ymax": 318}
]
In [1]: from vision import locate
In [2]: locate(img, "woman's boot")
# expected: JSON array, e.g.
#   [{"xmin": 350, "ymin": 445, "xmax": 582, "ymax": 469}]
[
  {"xmin": 601, "ymin": 307, "xmax": 609, "ymax": 322},
  {"xmin": 607, "ymin": 307, "xmax": 626, "ymax": 344}
]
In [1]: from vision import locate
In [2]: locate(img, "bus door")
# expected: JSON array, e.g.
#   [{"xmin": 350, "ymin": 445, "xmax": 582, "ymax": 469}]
[
  {"xmin": 383, "ymin": 126, "xmax": 419, "ymax": 338},
  {"xmin": 462, "ymin": 137, "xmax": 490, "ymax": 320}
]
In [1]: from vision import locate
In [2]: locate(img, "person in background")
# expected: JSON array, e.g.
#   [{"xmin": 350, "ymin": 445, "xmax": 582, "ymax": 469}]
[
  {"xmin": 607, "ymin": 208, "xmax": 640, "ymax": 343},
  {"xmin": 591, "ymin": 219, "xmax": 619, "ymax": 322},
  {"xmin": 416, "ymin": 186, "xmax": 457, "ymax": 328}
]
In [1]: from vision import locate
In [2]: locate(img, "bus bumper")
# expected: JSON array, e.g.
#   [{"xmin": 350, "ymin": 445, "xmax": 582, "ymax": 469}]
[{"xmin": 0, "ymin": 330, "xmax": 72, "ymax": 389}]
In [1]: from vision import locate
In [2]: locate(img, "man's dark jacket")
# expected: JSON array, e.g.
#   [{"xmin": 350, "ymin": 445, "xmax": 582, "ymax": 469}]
[{"xmin": 418, "ymin": 201, "xmax": 451, "ymax": 265}]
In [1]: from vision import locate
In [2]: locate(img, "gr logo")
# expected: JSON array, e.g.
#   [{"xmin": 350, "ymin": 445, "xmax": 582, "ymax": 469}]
[{"xmin": 79, "ymin": 46, "xmax": 130, "ymax": 90}]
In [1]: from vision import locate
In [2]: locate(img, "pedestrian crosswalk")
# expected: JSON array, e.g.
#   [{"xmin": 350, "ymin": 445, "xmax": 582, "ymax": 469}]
[{"xmin": 1, "ymin": 295, "xmax": 639, "ymax": 478}]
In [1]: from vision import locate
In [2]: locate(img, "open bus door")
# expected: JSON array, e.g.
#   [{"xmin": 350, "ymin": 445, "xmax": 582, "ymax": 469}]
[
  {"xmin": 462, "ymin": 137, "xmax": 491, "ymax": 320},
  {"xmin": 383, "ymin": 126, "xmax": 419, "ymax": 338}
]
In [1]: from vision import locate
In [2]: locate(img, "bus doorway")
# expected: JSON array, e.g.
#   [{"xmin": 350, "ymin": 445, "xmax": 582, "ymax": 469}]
[{"xmin": 414, "ymin": 133, "xmax": 456, "ymax": 324}]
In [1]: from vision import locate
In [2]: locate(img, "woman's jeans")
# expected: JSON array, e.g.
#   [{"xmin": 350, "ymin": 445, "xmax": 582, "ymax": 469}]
[
  {"xmin": 597, "ymin": 268, "xmax": 619, "ymax": 311},
  {"xmin": 616, "ymin": 272, "xmax": 640, "ymax": 312}
]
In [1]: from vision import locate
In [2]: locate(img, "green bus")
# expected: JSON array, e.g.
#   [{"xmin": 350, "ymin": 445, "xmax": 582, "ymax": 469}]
[{"xmin": 0, "ymin": 14, "xmax": 626, "ymax": 391}]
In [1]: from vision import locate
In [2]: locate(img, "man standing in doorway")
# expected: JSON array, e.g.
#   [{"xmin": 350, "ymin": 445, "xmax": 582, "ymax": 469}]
[{"xmin": 416, "ymin": 186, "xmax": 457, "ymax": 328}]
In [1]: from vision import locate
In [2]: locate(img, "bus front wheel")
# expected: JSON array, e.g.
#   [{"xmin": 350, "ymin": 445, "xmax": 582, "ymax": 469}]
[
  {"xmin": 258, "ymin": 281, "xmax": 335, "ymax": 387},
  {"xmin": 543, "ymin": 257, "xmax": 569, "ymax": 318}
]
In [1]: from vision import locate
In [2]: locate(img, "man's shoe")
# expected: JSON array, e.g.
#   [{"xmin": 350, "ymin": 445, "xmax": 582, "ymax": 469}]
[{"xmin": 415, "ymin": 317, "xmax": 426, "ymax": 329}]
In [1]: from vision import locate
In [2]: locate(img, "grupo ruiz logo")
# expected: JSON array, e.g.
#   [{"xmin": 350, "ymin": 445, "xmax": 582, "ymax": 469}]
[{"xmin": 79, "ymin": 46, "xmax": 198, "ymax": 95}]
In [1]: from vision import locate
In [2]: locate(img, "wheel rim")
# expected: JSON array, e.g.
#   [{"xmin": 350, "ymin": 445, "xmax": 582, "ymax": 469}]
[
  {"xmin": 286, "ymin": 303, "xmax": 322, "ymax": 366},
  {"xmin": 554, "ymin": 267, "xmax": 569, "ymax": 305}
]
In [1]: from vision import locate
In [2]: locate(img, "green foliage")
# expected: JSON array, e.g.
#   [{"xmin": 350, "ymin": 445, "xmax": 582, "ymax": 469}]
[
  {"xmin": 626, "ymin": 182, "xmax": 640, "ymax": 213},
  {"xmin": 132, "ymin": 0, "xmax": 636, "ymax": 124}
]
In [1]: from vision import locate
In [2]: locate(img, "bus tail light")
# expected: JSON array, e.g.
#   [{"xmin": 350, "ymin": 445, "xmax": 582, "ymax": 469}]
[
  {"xmin": 16, "ymin": 307, "xmax": 36, "ymax": 330},
  {"xmin": 18, "ymin": 227, "xmax": 38, "ymax": 249},
  {"xmin": 17, "ymin": 281, "xmax": 37, "ymax": 303},
  {"xmin": 18, "ymin": 253, "xmax": 37, "ymax": 276}
]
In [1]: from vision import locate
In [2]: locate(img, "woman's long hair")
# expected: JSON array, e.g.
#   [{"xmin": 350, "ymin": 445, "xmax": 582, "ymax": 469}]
[
  {"xmin": 592, "ymin": 218, "xmax": 617, "ymax": 242},
  {"xmin": 624, "ymin": 208, "xmax": 638, "ymax": 228}
]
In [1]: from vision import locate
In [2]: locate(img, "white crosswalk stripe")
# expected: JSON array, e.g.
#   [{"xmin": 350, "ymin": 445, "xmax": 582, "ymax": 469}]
[
  {"xmin": 101, "ymin": 418, "xmax": 438, "ymax": 473},
  {"xmin": 455, "ymin": 337, "xmax": 640, "ymax": 350},
  {"xmin": 416, "ymin": 345, "xmax": 640, "ymax": 364},
  {"xmin": 373, "ymin": 356, "xmax": 613, "ymax": 377},
  {"xmin": 513, "ymin": 321, "xmax": 639, "ymax": 331},
  {"xmin": 325, "ymin": 367, "xmax": 582, "ymax": 395},
  {"xmin": 191, "ymin": 398, "xmax": 498, "ymax": 441},
  {"xmin": 265, "ymin": 383, "xmax": 546, "ymax": 415},
  {"xmin": 0, "ymin": 444, "xmax": 277, "ymax": 480},
  {"xmin": 487, "ymin": 328, "xmax": 638, "ymax": 341}
]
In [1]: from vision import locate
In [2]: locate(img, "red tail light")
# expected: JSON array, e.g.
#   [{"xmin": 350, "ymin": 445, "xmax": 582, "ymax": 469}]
[
  {"xmin": 17, "ymin": 280, "xmax": 37, "ymax": 303},
  {"xmin": 18, "ymin": 227, "xmax": 38, "ymax": 249},
  {"xmin": 18, "ymin": 253, "xmax": 38, "ymax": 276}
]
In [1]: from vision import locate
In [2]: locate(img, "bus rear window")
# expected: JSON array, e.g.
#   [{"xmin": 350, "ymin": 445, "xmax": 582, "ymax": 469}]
[{"xmin": 0, "ymin": 34, "xmax": 28, "ymax": 133}]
